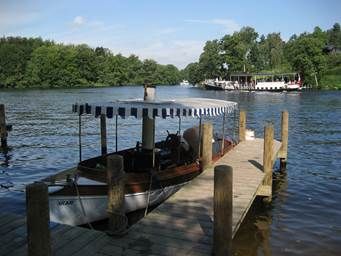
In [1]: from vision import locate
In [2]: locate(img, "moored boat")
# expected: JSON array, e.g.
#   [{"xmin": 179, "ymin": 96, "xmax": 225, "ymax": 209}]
[
  {"xmin": 180, "ymin": 80, "xmax": 190, "ymax": 86},
  {"xmin": 44, "ymin": 86, "xmax": 238, "ymax": 226},
  {"xmin": 203, "ymin": 79, "xmax": 235, "ymax": 90},
  {"xmin": 204, "ymin": 73, "xmax": 302, "ymax": 92}
]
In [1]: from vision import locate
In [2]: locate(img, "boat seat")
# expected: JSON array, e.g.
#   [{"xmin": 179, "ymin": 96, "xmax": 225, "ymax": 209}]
[{"xmin": 183, "ymin": 126, "xmax": 200, "ymax": 158}]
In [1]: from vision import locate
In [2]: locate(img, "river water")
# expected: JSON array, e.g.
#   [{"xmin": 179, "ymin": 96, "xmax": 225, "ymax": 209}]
[{"xmin": 0, "ymin": 86, "xmax": 340, "ymax": 255}]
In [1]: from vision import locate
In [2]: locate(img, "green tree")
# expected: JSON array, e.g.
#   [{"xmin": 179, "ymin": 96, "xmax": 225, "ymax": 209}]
[
  {"xmin": 0, "ymin": 37, "xmax": 45, "ymax": 87},
  {"xmin": 328, "ymin": 23, "xmax": 341, "ymax": 47},
  {"xmin": 220, "ymin": 27, "xmax": 258, "ymax": 73},
  {"xmin": 183, "ymin": 62, "xmax": 204, "ymax": 85},
  {"xmin": 266, "ymin": 33, "xmax": 285, "ymax": 69},
  {"xmin": 74, "ymin": 44, "xmax": 98, "ymax": 85},
  {"xmin": 24, "ymin": 44, "xmax": 80, "ymax": 88},
  {"xmin": 198, "ymin": 40, "xmax": 223, "ymax": 79},
  {"xmin": 141, "ymin": 59, "xmax": 159, "ymax": 84},
  {"xmin": 285, "ymin": 32, "xmax": 327, "ymax": 86}
]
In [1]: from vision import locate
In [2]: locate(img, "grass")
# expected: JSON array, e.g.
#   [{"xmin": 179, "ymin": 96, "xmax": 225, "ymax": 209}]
[{"xmin": 320, "ymin": 66, "xmax": 341, "ymax": 90}]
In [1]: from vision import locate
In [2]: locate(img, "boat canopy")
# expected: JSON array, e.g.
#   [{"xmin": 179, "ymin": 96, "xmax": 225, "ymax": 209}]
[{"xmin": 73, "ymin": 98, "xmax": 237, "ymax": 119}]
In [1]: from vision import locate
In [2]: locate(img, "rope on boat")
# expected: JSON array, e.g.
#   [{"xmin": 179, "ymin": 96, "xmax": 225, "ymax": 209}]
[
  {"xmin": 144, "ymin": 173, "xmax": 153, "ymax": 217},
  {"xmin": 144, "ymin": 169, "xmax": 167, "ymax": 217},
  {"xmin": 73, "ymin": 180, "xmax": 94, "ymax": 230}
]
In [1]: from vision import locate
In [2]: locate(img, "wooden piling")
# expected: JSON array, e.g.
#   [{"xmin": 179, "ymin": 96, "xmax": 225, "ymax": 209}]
[
  {"xmin": 213, "ymin": 165, "xmax": 233, "ymax": 256},
  {"xmin": 0, "ymin": 104, "xmax": 7, "ymax": 148},
  {"xmin": 107, "ymin": 154, "xmax": 126, "ymax": 234},
  {"xmin": 201, "ymin": 123, "xmax": 213, "ymax": 170},
  {"xmin": 262, "ymin": 123, "xmax": 274, "ymax": 202},
  {"xmin": 239, "ymin": 110, "xmax": 246, "ymax": 142},
  {"xmin": 100, "ymin": 114, "xmax": 107, "ymax": 155},
  {"xmin": 279, "ymin": 111, "xmax": 289, "ymax": 171},
  {"xmin": 26, "ymin": 182, "xmax": 51, "ymax": 256}
]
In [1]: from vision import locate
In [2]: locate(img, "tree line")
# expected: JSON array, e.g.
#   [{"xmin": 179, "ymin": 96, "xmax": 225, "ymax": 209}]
[
  {"xmin": 182, "ymin": 23, "xmax": 341, "ymax": 88},
  {"xmin": 1, "ymin": 23, "xmax": 341, "ymax": 89},
  {"xmin": 0, "ymin": 37, "xmax": 181, "ymax": 88}
]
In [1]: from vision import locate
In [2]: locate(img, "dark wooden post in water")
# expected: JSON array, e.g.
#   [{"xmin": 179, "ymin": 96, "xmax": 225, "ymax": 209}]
[
  {"xmin": 201, "ymin": 123, "xmax": 213, "ymax": 170},
  {"xmin": 263, "ymin": 123, "xmax": 274, "ymax": 203},
  {"xmin": 239, "ymin": 110, "xmax": 246, "ymax": 142},
  {"xmin": 107, "ymin": 154, "xmax": 126, "ymax": 234},
  {"xmin": 279, "ymin": 111, "xmax": 289, "ymax": 171},
  {"xmin": 0, "ymin": 104, "xmax": 8, "ymax": 148},
  {"xmin": 26, "ymin": 182, "xmax": 51, "ymax": 256},
  {"xmin": 100, "ymin": 114, "xmax": 107, "ymax": 155},
  {"xmin": 213, "ymin": 165, "xmax": 233, "ymax": 256}
]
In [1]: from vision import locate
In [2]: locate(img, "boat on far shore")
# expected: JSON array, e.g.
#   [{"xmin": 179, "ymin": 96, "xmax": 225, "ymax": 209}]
[
  {"xmin": 180, "ymin": 80, "xmax": 190, "ymax": 86},
  {"xmin": 203, "ymin": 79, "xmax": 236, "ymax": 91},
  {"xmin": 203, "ymin": 73, "xmax": 302, "ymax": 92}
]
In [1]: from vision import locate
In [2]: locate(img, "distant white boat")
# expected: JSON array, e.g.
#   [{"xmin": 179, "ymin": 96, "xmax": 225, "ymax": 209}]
[
  {"xmin": 254, "ymin": 77, "xmax": 301, "ymax": 92},
  {"xmin": 180, "ymin": 80, "xmax": 190, "ymax": 86},
  {"xmin": 203, "ymin": 78, "xmax": 236, "ymax": 90}
]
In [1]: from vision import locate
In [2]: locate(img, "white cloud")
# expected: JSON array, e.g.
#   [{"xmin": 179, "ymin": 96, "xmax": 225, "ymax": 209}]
[
  {"xmin": 185, "ymin": 18, "xmax": 240, "ymax": 33},
  {"xmin": 0, "ymin": 9, "xmax": 40, "ymax": 33},
  {"xmin": 117, "ymin": 40, "xmax": 205, "ymax": 69},
  {"xmin": 69, "ymin": 16, "xmax": 124, "ymax": 32},
  {"xmin": 157, "ymin": 27, "xmax": 179, "ymax": 35},
  {"xmin": 57, "ymin": 18, "xmax": 200, "ymax": 68},
  {"xmin": 73, "ymin": 16, "xmax": 86, "ymax": 26}
]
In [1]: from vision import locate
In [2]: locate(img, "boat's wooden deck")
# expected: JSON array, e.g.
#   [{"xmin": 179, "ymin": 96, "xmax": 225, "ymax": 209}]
[{"xmin": 0, "ymin": 138, "xmax": 281, "ymax": 256}]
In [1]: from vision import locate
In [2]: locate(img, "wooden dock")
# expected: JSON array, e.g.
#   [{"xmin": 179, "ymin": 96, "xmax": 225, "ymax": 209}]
[{"xmin": 1, "ymin": 137, "xmax": 282, "ymax": 256}]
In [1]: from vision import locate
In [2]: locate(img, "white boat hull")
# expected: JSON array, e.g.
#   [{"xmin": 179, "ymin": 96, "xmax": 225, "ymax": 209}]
[{"xmin": 49, "ymin": 182, "xmax": 186, "ymax": 226}]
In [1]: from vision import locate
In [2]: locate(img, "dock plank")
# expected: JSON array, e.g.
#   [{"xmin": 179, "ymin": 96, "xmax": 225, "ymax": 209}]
[{"xmin": 113, "ymin": 138, "xmax": 281, "ymax": 255}]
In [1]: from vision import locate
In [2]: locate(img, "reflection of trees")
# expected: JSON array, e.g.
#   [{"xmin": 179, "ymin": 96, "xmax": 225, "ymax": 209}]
[
  {"xmin": 0, "ymin": 145, "xmax": 12, "ymax": 167},
  {"xmin": 0, "ymin": 146, "xmax": 13, "ymax": 192}
]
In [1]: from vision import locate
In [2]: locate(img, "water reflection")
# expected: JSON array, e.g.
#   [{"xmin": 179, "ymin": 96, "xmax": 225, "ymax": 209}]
[
  {"xmin": 0, "ymin": 146, "xmax": 12, "ymax": 167},
  {"xmin": 0, "ymin": 146, "xmax": 14, "ymax": 194},
  {"xmin": 233, "ymin": 166, "xmax": 289, "ymax": 256}
]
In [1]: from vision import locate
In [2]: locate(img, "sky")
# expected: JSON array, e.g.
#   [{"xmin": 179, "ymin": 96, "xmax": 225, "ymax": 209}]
[{"xmin": 1, "ymin": 0, "xmax": 340, "ymax": 69}]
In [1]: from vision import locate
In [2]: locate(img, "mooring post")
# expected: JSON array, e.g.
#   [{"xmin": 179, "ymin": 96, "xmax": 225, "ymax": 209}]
[
  {"xmin": 239, "ymin": 110, "xmax": 246, "ymax": 142},
  {"xmin": 201, "ymin": 123, "xmax": 213, "ymax": 170},
  {"xmin": 279, "ymin": 111, "xmax": 289, "ymax": 171},
  {"xmin": 107, "ymin": 154, "xmax": 126, "ymax": 234},
  {"xmin": 263, "ymin": 123, "xmax": 274, "ymax": 203},
  {"xmin": 213, "ymin": 165, "xmax": 233, "ymax": 256},
  {"xmin": 26, "ymin": 182, "xmax": 51, "ymax": 256},
  {"xmin": 100, "ymin": 114, "xmax": 107, "ymax": 155},
  {"xmin": 0, "ymin": 104, "xmax": 8, "ymax": 148}
]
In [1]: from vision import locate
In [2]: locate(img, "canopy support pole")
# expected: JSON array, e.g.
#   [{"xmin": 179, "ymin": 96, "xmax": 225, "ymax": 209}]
[
  {"xmin": 198, "ymin": 116, "xmax": 202, "ymax": 158},
  {"xmin": 178, "ymin": 116, "xmax": 181, "ymax": 134},
  {"xmin": 78, "ymin": 115, "xmax": 82, "ymax": 162},
  {"xmin": 221, "ymin": 111, "xmax": 226, "ymax": 155},
  {"xmin": 142, "ymin": 84, "xmax": 156, "ymax": 168},
  {"xmin": 100, "ymin": 114, "xmax": 107, "ymax": 156},
  {"xmin": 115, "ymin": 115, "xmax": 118, "ymax": 152},
  {"xmin": 177, "ymin": 116, "xmax": 182, "ymax": 164}
]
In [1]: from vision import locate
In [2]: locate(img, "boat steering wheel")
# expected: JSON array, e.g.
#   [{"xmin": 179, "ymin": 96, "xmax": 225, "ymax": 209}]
[{"xmin": 164, "ymin": 130, "xmax": 180, "ymax": 150}]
